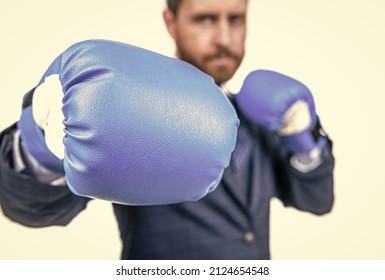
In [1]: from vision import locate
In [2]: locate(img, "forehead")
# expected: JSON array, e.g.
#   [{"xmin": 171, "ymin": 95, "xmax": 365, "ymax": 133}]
[{"xmin": 179, "ymin": 0, "xmax": 248, "ymax": 15}]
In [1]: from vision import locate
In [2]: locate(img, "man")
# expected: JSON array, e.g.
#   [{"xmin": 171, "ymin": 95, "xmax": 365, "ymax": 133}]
[{"xmin": 0, "ymin": 0, "xmax": 334, "ymax": 259}]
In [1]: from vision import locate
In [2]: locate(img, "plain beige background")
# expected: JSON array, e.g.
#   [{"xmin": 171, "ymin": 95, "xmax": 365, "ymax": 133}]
[{"xmin": 0, "ymin": 0, "xmax": 384, "ymax": 259}]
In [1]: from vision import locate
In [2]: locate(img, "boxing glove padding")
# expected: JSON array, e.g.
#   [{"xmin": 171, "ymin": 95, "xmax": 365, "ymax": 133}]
[{"xmin": 21, "ymin": 39, "xmax": 239, "ymax": 205}]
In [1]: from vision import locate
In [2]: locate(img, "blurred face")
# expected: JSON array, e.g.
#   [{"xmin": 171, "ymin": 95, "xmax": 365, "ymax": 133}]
[{"xmin": 164, "ymin": 0, "xmax": 247, "ymax": 85}]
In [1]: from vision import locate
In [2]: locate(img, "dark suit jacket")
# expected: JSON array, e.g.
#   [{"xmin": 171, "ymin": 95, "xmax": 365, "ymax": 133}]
[{"xmin": 0, "ymin": 102, "xmax": 334, "ymax": 259}]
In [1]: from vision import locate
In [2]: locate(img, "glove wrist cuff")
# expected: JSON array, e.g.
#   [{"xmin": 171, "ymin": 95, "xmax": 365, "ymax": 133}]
[{"xmin": 280, "ymin": 120, "xmax": 327, "ymax": 154}]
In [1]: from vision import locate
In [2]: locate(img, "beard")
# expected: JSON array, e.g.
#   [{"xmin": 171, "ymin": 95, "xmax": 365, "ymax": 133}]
[{"xmin": 177, "ymin": 46, "xmax": 244, "ymax": 86}]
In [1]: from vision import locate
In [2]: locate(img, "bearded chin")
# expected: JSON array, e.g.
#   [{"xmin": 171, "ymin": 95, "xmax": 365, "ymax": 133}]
[{"xmin": 210, "ymin": 66, "xmax": 235, "ymax": 85}]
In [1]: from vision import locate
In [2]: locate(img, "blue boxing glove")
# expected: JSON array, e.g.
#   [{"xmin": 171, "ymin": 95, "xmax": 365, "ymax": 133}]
[
  {"xmin": 18, "ymin": 39, "xmax": 239, "ymax": 205},
  {"xmin": 236, "ymin": 70, "xmax": 325, "ymax": 154}
]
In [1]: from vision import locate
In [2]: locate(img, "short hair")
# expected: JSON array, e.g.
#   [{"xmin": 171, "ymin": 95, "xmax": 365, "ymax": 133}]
[
  {"xmin": 167, "ymin": 0, "xmax": 248, "ymax": 15},
  {"xmin": 166, "ymin": 0, "xmax": 182, "ymax": 15}
]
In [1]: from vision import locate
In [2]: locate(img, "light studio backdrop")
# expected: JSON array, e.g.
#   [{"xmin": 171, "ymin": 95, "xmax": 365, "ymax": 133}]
[{"xmin": 0, "ymin": 0, "xmax": 384, "ymax": 259}]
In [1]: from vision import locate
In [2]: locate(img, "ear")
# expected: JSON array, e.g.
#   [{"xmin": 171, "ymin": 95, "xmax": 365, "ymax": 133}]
[{"xmin": 163, "ymin": 10, "xmax": 177, "ymax": 39}]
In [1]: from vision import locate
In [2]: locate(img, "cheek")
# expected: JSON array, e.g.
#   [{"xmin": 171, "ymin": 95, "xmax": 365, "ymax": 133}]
[{"xmin": 178, "ymin": 30, "xmax": 212, "ymax": 56}]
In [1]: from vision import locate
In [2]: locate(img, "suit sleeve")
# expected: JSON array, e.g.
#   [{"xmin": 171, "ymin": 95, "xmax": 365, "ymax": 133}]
[
  {"xmin": 274, "ymin": 138, "xmax": 335, "ymax": 215},
  {"xmin": 0, "ymin": 123, "xmax": 90, "ymax": 227}
]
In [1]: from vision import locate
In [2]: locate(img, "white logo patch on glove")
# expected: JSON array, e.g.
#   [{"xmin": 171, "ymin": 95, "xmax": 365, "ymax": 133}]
[{"xmin": 32, "ymin": 75, "xmax": 65, "ymax": 160}]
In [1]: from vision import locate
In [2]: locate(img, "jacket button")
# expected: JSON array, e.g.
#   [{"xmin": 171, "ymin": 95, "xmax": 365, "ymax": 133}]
[{"xmin": 243, "ymin": 231, "xmax": 255, "ymax": 244}]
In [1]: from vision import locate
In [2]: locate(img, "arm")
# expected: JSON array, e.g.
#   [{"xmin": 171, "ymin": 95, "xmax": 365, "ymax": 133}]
[
  {"xmin": 273, "ymin": 136, "xmax": 334, "ymax": 215},
  {"xmin": 236, "ymin": 70, "xmax": 334, "ymax": 215},
  {"xmin": 2, "ymin": 39, "xmax": 239, "ymax": 209},
  {"xmin": 0, "ymin": 123, "xmax": 90, "ymax": 227}
]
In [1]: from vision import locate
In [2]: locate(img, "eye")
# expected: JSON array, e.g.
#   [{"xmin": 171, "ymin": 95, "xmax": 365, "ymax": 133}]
[
  {"xmin": 193, "ymin": 15, "xmax": 216, "ymax": 25},
  {"xmin": 229, "ymin": 15, "xmax": 246, "ymax": 26}
]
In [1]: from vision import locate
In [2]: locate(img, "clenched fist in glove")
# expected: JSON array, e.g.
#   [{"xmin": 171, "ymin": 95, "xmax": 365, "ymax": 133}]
[
  {"xmin": 236, "ymin": 70, "xmax": 326, "ymax": 155},
  {"xmin": 18, "ymin": 39, "xmax": 239, "ymax": 205}
]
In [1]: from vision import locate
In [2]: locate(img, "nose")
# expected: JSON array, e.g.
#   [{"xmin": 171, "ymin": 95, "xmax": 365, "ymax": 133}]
[{"xmin": 214, "ymin": 19, "xmax": 231, "ymax": 47}]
